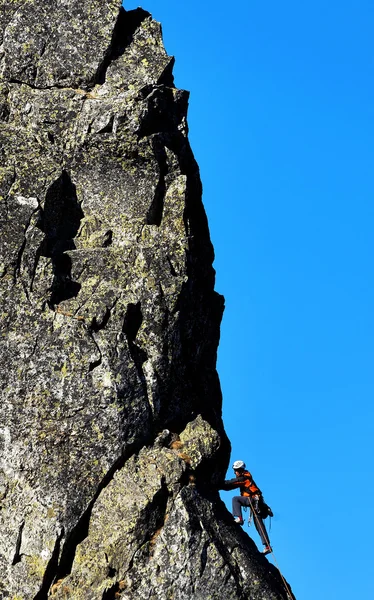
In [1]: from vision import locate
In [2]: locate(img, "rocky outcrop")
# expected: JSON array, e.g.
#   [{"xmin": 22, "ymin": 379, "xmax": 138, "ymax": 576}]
[{"xmin": 0, "ymin": 2, "xmax": 293, "ymax": 598}]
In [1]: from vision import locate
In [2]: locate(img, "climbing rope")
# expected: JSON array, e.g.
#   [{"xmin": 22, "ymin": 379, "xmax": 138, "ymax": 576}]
[{"xmin": 247, "ymin": 496, "xmax": 294, "ymax": 600}]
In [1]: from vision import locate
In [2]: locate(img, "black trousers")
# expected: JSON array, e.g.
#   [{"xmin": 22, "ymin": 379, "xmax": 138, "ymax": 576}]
[{"xmin": 232, "ymin": 495, "xmax": 270, "ymax": 547}]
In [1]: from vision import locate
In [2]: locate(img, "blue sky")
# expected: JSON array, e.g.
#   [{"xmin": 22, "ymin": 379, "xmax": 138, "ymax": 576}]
[{"xmin": 124, "ymin": 2, "xmax": 374, "ymax": 598}]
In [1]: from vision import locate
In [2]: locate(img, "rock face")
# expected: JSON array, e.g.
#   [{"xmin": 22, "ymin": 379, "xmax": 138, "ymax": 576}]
[{"xmin": 0, "ymin": 2, "xmax": 293, "ymax": 599}]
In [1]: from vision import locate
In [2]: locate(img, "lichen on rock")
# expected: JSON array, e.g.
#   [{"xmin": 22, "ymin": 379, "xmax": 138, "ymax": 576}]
[{"xmin": 0, "ymin": 2, "xmax": 294, "ymax": 598}]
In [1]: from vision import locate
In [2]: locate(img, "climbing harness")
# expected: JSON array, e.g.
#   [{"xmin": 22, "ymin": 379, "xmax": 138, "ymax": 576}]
[
  {"xmin": 247, "ymin": 496, "xmax": 294, "ymax": 600},
  {"xmin": 245, "ymin": 499, "xmax": 272, "ymax": 531}
]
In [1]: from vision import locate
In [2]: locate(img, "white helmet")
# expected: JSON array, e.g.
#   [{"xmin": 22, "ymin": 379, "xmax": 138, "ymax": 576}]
[{"xmin": 232, "ymin": 460, "xmax": 246, "ymax": 470}]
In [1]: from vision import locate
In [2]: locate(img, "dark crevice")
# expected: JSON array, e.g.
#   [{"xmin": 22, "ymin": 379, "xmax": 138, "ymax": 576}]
[
  {"xmin": 144, "ymin": 131, "xmax": 225, "ymax": 436},
  {"xmin": 101, "ymin": 582, "xmax": 120, "ymax": 600},
  {"xmin": 88, "ymin": 331, "xmax": 103, "ymax": 373},
  {"xmin": 141, "ymin": 478, "xmax": 170, "ymax": 552},
  {"xmin": 167, "ymin": 256, "xmax": 177, "ymax": 277},
  {"xmin": 93, "ymin": 8, "xmax": 150, "ymax": 86},
  {"xmin": 54, "ymin": 440, "xmax": 151, "ymax": 584},
  {"xmin": 199, "ymin": 540, "xmax": 210, "ymax": 577},
  {"xmin": 146, "ymin": 141, "xmax": 168, "ymax": 226},
  {"xmin": 90, "ymin": 306, "xmax": 112, "ymax": 333},
  {"xmin": 33, "ymin": 528, "xmax": 64, "ymax": 600},
  {"xmin": 0, "ymin": 92, "xmax": 10, "ymax": 122},
  {"xmin": 138, "ymin": 83, "xmax": 156, "ymax": 100},
  {"xmin": 49, "ymin": 254, "xmax": 80, "ymax": 306},
  {"xmin": 88, "ymin": 356, "xmax": 102, "ymax": 373},
  {"xmin": 47, "ymin": 132, "xmax": 55, "ymax": 144},
  {"xmin": 36, "ymin": 431, "xmax": 175, "ymax": 596},
  {"xmin": 88, "ymin": 297, "xmax": 118, "ymax": 372},
  {"xmin": 9, "ymin": 78, "xmax": 42, "ymax": 89},
  {"xmin": 122, "ymin": 302, "xmax": 147, "ymax": 365},
  {"xmin": 123, "ymin": 479, "xmax": 170, "ymax": 578},
  {"xmin": 122, "ymin": 302, "xmax": 142, "ymax": 342},
  {"xmin": 13, "ymin": 237, "xmax": 27, "ymax": 283},
  {"xmin": 102, "ymin": 553, "xmax": 117, "ymax": 581},
  {"xmin": 96, "ymin": 116, "xmax": 115, "ymax": 134},
  {"xmin": 138, "ymin": 86, "xmax": 187, "ymax": 139},
  {"xmin": 122, "ymin": 302, "xmax": 148, "ymax": 394},
  {"xmin": 89, "ymin": 294, "xmax": 119, "ymax": 333},
  {"xmin": 150, "ymin": 477, "xmax": 169, "ymax": 523},
  {"xmin": 137, "ymin": 58, "xmax": 176, "ymax": 103},
  {"xmin": 11, "ymin": 520, "xmax": 25, "ymax": 566},
  {"xmin": 107, "ymin": 566, "xmax": 116, "ymax": 578},
  {"xmin": 126, "ymin": 549, "xmax": 136, "ymax": 573},
  {"xmin": 174, "ymin": 134, "xmax": 214, "ymax": 264},
  {"xmin": 102, "ymin": 230, "xmax": 113, "ymax": 247},
  {"xmin": 36, "ymin": 171, "xmax": 83, "ymax": 307},
  {"xmin": 9, "ymin": 78, "xmax": 74, "ymax": 91},
  {"xmin": 157, "ymin": 56, "xmax": 176, "ymax": 87},
  {"xmin": 128, "ymin": 342, "xmax": 148, "ymax": 391}
]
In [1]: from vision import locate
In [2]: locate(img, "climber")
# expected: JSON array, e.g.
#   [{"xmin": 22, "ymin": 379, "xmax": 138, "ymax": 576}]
[{"xmin": 220, "ymin": 460, "xmax": 272, "ymax": 555}]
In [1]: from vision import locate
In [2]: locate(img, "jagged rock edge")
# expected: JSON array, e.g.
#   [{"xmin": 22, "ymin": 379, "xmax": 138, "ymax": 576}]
[{"xmin": 91, "ymin": 7, "xmax": 151, "ymax": 88}]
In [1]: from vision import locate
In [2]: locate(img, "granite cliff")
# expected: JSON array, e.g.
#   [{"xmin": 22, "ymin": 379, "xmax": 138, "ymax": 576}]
[{"xmin": 0, "ymin": 2, "xmax": 293, "ymax": 598}]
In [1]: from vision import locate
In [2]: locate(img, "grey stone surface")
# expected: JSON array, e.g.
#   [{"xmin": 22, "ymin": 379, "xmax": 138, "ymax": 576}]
[{"xmin": 0, "ymin": 2, "xmax": 294, "ymax": 598}]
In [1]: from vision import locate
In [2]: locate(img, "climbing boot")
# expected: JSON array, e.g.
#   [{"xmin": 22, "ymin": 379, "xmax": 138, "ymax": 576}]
[
  {"xmin": 262, "ymin": 545, "xmax": 272, "ymax": 555},
  {"xmin": 234, "ymin": 517, "xmax": 244, "ymax": 525}
]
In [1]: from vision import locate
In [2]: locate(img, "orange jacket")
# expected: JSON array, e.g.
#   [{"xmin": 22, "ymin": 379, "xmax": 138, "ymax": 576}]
[{"xmin": 222, "ymin": 470, "xmax": 261, "ymax": 497}]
